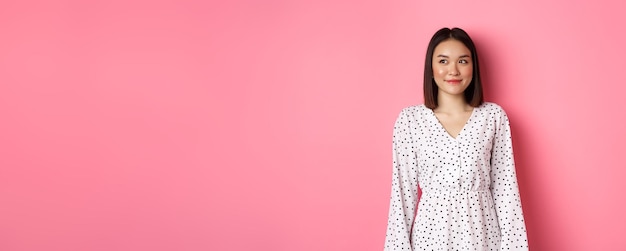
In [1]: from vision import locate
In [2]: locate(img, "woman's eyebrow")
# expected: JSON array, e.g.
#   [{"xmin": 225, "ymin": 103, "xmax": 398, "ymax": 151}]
[{"xmin": 436, "ymin": 54, "xmax": 471, "ymax": 58}]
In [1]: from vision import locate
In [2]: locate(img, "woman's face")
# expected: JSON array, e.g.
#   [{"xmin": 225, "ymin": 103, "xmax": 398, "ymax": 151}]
[{"xmin": 432, "ymin": 39, "xmax": 473, "ymax": 97}]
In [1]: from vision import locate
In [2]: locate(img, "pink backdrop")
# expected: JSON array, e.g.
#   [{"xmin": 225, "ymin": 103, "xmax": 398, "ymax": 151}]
[{"xmin": 1, "ymin": 0, "xmax": 625, "ymax": 250}]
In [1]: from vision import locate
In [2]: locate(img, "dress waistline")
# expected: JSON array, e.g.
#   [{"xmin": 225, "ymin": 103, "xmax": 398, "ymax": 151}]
[{"xmin": 421, "ymin": 188, "xmax": 491, "ymax": 194}]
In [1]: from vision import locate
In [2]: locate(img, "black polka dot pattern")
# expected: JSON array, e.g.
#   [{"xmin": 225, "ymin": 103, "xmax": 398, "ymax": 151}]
[{"xmin": 384, "ymin": 102, "xmax": 528, "ymax": 250}]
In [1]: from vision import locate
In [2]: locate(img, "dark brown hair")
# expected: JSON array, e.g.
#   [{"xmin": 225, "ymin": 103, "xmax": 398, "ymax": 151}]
[{"xmin": 423, "ymin": 27, "xmax": 484, "ymax": 109}]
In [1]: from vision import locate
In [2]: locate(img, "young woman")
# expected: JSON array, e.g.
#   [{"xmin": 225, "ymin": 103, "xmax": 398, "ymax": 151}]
[{"xmin": 384, "ymin": 28, "xmax": 528, "ymax": 250}]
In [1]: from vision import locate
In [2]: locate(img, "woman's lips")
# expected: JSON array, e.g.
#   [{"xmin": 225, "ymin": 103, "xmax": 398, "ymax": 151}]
[{"xmin": 445, "ymin": 79, "xmax": 461, "ymax": 84}]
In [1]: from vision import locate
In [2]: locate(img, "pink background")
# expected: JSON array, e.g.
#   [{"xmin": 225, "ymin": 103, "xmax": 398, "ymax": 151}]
[{"xmin": 1, "ymin": 0, "xmax": 625, "ymax": 250}]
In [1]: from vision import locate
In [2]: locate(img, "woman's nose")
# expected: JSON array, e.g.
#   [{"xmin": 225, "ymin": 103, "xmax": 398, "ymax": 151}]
[{"xmin": 448, "ymin": 66, "xmax": 460, "ymax": 75}]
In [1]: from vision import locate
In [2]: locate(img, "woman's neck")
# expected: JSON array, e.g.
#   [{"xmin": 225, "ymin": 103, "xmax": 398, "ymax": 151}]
[{"xmin": 435, "ymin": 93, "xmax": 471, "ymax": 113}]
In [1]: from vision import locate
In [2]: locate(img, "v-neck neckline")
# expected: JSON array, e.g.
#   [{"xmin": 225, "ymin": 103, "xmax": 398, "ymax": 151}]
[{"xmin": 428, "ymin": 105, "xmax": 478, "ymax": 140}]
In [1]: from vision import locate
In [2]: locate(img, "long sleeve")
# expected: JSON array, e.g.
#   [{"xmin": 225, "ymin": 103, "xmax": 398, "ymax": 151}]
[
  {"xmin": 490, "ymin": 108, "xmax": 529, "ymax": 250},
  {"xmin": 384, "ymin": 109, "xmax": 419, "ymax": 251}
]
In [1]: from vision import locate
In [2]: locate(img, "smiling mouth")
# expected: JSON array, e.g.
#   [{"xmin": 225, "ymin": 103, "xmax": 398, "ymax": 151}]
[{"xmin": 445, "ymin": 80, "xmax": 461, "ymax": 84}]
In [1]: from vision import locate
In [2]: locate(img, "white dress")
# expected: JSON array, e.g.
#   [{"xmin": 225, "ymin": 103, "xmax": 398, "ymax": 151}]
[{"xmin": 384, "ymin": 102, "xmax": 528, "ymax": 251}]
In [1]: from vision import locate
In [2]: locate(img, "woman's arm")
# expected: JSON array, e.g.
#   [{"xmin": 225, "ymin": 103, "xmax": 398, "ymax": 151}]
[
  {"xmin": 490, "ymin": 107, "xmax": 529, "ymax": 250},
  {"xmin": 384, "ymin": 108, "xmax": 419, "ymax": 251}
]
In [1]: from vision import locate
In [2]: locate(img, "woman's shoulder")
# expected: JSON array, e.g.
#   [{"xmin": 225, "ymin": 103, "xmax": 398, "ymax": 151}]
[
  {"xmin": 398, "ymin": 104, "xmax": 428, "ymax": 116},
  {"xmin": 479, "ymin": 102, "xmax": 511, "ymax": 122},
  {"xmin": 395, "ymin": 104, "xmax": 428, "ymax": 122},
  {"xmin": 479, "ymin": 102, "xmax": 507, "ymax": 114},
  {"xmin": 401, "ymin": 104, "xmax": 427, "ymax": 111}
]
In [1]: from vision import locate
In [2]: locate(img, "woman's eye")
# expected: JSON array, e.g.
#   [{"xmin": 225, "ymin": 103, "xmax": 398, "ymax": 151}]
[
  {"xmin": 439, "ymin": 59, "xmax": 447, "ymax": 64},
  {"xmin": 459, "ymin": 59, "xmax": 468, "ymax": 64}
]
